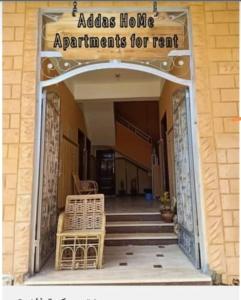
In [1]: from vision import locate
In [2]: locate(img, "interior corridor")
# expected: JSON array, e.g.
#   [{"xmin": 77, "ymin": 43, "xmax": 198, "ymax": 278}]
[{"xmin": 105, "ymin": 196, "xmax": 160, "ymax": 214}]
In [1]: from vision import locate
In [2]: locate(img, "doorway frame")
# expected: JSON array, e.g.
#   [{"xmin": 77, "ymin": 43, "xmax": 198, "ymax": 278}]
[{"xmin": 29, "ymin": 5, "xmax": 208, "ymax": 276}]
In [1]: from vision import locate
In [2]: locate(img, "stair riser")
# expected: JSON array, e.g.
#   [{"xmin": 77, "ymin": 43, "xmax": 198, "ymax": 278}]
[
  {"xmin": 105, "ymin": 239, "xmax": 178, "ymax": 246},
  {"xmin": 106, "ymin": 214, "xmax": 161, "ymax": 222},
  {"xmin": 106, "ymin": 226, "xmax": 174, "ymax": 234},
  {"xmin": 93, "ymin": 281, "xmax": 211, "ymax": 286},
  {"xmin": 25, "ymin": 281, "xmax": 211, "ymax": 286}
]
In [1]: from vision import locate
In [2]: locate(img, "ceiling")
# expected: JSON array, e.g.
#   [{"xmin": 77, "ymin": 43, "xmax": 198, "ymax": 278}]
[
  {"xmin": 66, "ymin": 68, "xmax": 162, "ymax": 84},
  {"xmin": 65, "ymin": 68, "xmax": 164, "ymax": 101}
]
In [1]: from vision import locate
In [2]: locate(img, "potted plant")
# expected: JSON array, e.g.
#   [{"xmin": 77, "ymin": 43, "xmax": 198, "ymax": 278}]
[{"xmin": 160, "ymin": 191, "xmax": 174, "ymax": 223}]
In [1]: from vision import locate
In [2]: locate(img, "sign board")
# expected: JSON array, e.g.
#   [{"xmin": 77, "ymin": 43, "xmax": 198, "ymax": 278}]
[{"xmin": 44, "ymin": 12, "xmax": 185, "ymax": 60}]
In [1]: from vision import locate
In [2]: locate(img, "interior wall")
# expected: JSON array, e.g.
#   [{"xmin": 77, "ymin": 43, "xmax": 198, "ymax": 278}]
[
  {"xmin": 81, "ymin": 101, "xmax": 115, "ymax": 146},
  {"xmin": 115, "ymin": 101, "xmax": 160, "ymax": 141},
  {"xmin": 115, "ymin": 121, "xmax": 152, "ymax": 169},
  {"xmin": 159, "ymin": 81, "xmax": 184, "ymax": 200},
  {"xmin": 115, "ymin": 157, "xmax": 152, "ymax": 195},
  {"xmin": 46, "ymin": 82, "xmax": 87, "ymax": 209}
]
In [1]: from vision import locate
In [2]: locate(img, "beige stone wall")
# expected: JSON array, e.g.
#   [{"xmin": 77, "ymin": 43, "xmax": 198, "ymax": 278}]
[
  {"xmin": 159, "ymin": 2, "xmax": 239, "ymax": 284},
  {"xmin": 195, "ymin": 2, "xmax": 239, "ymax": 284},
  {"xmin": 2, "ymin": 1, "xmax": 239, "ymax": 284}
]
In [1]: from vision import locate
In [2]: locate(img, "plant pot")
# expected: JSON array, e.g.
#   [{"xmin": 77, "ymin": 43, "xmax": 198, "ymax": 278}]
[{"xmin": 160, "ymin": 210, "xmax": 174, "ymax": 223}]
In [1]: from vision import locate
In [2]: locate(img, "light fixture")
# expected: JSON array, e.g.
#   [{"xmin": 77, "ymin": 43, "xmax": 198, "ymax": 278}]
[
  {"xmin": 47, "ymin": 63, "xmax": 53, "ymax": 69},
  {"xmin": 168, "ymin": 14, "xmax": 175, "ymax": 20},
  {"xmin": 153, "ymin": 0, "xmax": 158, "ymax": 17},
  {"xmin": 64, "ymin": 62, "xmax": 70, "ymax": 67},
  {"xmin": 178, "ymin": 60, "xmax": 184, "ymax": 66},
  {"xmin": 162, "ymin": 61, "xmax": 168, "ymax": 67},
  {"xmin": 72, "ymin": 1, "xmax": 78, "ymax": 17}
]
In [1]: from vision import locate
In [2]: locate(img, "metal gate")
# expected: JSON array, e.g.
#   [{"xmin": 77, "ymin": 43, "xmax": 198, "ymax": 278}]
[
  {"xmin": 35, "ymin": 91, "xmax": 61, "ymax": 271},
  {"xmin": 173, "ymin": 88, "xmax": 200, "ymax": 268}
]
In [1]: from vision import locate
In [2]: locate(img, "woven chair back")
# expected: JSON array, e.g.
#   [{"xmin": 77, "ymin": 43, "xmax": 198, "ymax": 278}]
[
  {"xmin": 72, "ymin": 173, "xmax": 82, "ymax": 194},
  {"xmin": 64, "ymin": 194, "xmax": 104, "ymax": 231},
  {"xmin": 72, "ymin": 173, "xmax": 98, "ymax": 194}
]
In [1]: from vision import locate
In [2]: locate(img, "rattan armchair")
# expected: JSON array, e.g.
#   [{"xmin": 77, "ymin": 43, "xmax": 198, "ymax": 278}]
[
  {"xmin": 72, "ymin": 173, "xmax": 98, "ymax": 194},
  {"xmin": 55, "ymin": 194, "xmax": 105, "ymax": 270}
]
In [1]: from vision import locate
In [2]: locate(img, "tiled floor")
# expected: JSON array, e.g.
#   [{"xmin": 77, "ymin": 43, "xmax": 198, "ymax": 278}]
[
  {"xmin": 25, "ymin": 196, "xmax": 211, "ymax": 285},
  {"xmin": 105, "ymin": 196, "xmax": 160, "ymax": 213},
  {"xmin": 24, "ymin": 245, "xmax": 211, "ymax": 285}
]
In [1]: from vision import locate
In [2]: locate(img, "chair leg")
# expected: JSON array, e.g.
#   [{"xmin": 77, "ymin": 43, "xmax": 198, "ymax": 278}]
[
  {"xmin": 98, "ymin": 235, "xmax": 104, "ymax": 269},
  {"xmin": 55, "ymin": 234, "xmax": 61, "ymax": 270}
]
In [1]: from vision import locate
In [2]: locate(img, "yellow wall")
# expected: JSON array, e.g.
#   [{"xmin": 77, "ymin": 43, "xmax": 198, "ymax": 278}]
[
  {"xmin": 115, "ymin": 158, "xmax": 152, "ymax": 195},
  {"xmin": 159, "ymin": 1, "xmax": 239, "ymax": 284},
  {"xmin": 2, "ymin": 1, "xmax": 239, "ymax": 284},
  {"xmin": 116, "ymin": 121, "xmax": 152, "ymax": 169},
  {"xmin": 159, "ymin": 80, "xmax": 183, "ymax": 199},
  {"xmin": 191, "ymin": 2, "xmax": 239, "ymax": 284}
]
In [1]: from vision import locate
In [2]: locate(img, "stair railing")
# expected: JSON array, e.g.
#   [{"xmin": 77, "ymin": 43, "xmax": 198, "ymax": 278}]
[{"xmin": 116, "ymin": 114, "xmax": 152, "ymax": 144}]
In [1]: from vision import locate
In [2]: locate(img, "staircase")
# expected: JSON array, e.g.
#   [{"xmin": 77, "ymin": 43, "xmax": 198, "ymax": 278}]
[
  {"xmin": 115, "ymin": 115, "xmax": 153, "ymax": 170},
  {"xmin": 105, "ymin": 212, "xmax": 177, "ymax": 246}
]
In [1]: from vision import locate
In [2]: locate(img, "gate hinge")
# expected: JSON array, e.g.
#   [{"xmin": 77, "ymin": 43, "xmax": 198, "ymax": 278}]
[
  {"xmin": 34, "ymin": 239, "xmax": 40, "ymax": 248},
  {"xmin": 195, "ymin": 234, "xmax": 200, "ymax": 242}
]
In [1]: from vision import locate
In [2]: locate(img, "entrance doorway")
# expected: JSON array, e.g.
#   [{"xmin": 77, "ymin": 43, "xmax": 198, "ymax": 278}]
[
  {"xmin": 33, "ymin": 69, "xmax": 202, "ymax": 276},
  {"xmin": 96, "ymin": 150, "xmax": 115, "ymax": 195},
  {"xmin": 29, "ymin": 7, "xmax": 208, "ymax": 283}
]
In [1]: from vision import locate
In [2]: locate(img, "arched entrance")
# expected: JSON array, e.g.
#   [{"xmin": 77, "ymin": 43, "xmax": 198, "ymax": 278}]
[{"xmin": 29, "ymin": 7, "xmax": 208, "ymax": 279}]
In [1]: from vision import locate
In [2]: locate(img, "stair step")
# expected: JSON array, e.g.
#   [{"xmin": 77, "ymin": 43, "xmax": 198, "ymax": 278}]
[
  {"xmin": 105, "ymin": 232, "xmax": 177, "ymax": 239},
  {"xmin": 106, "ymin": 221, "xmax": 174, "ymax": 233},
  {"xmin": 105, "ymin": 232, "xmax": 178, "ymax": 246},
  {"xmin": 106, "ymin": 221, "xmax": 173, "ymax": 227},
  {"xmin": 106, "ymin": 212, "xmax": 161, "ymax": 222}
]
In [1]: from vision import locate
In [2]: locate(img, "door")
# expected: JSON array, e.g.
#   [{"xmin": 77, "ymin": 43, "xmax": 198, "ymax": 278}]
[
  {"xmin": 96, "ymin": 150, "xmax": 115, "ymax": 195},
  {"xmin": 58, "ymin": 137, "xmax": 78, "ymax": 209},
  {"xmin": 35, "ymin": 91, "xmax": 60, "ymax": 271},
  {"xmin": 173, "ymin": 88, "xmax": 200, "ymax": 268}
]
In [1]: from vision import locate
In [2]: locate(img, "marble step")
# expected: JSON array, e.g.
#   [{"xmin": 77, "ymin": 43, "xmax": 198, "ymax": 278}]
[
  {"xmin": 106, "ymin": 221, "xmax": 174, "ymax": 233},
  {"xmin": 106, "ymin": 212, "xmax": 161, "ymax": 222},
  {"xmin": 105, "ymin": 232, "xmax": 178, "ymax": 246}
]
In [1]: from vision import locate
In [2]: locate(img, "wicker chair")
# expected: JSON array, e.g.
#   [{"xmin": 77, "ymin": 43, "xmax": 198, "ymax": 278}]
[
  {"xmin": 72, "ymin": 173, "xmax": 98, "ymax": 194},
  {"xmin": 55, "ymin": 194, "xmax": 105, "ymax": 270}
]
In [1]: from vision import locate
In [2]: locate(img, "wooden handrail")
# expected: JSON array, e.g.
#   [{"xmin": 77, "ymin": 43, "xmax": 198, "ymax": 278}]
[{"xmin": 116, "ymin": 114, "xmax": 152, "ymax": 144}]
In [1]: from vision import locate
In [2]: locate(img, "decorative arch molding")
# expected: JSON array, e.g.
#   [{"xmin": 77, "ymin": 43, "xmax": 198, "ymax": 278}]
[{"xmin": 40, "ymin": 61, "xmax": 191, "ymax": 88}]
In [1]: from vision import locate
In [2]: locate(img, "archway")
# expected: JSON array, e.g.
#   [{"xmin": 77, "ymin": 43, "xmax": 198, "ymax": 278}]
[{"xmin": 29, "ymin": 7, "xmax": 208, "ymax": 279}]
